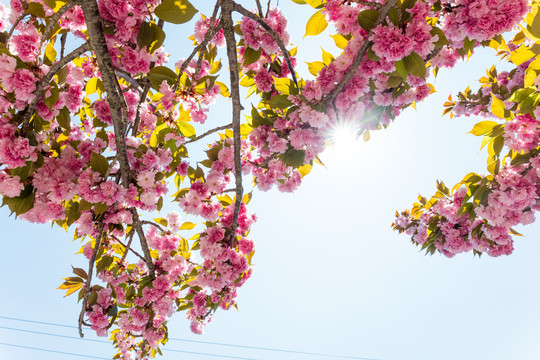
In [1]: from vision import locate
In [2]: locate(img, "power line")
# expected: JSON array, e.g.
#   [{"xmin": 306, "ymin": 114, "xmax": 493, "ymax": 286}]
[
  {"xmin": 0, "ymin": 342, "xmax": 111, "ymax": 359},
  {"xmin": 0, "ymin": 325, "xmax": 257, "ymax": 360},
  {"xmin": 0, "ymin": 315, "xmax": 379, "ymax": 360}
]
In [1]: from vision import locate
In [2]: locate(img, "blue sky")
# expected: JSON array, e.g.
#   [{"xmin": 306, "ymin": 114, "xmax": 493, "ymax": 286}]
[{"xmin": 2, "ymin": 1, "xmax": 540, "ymax": 360}]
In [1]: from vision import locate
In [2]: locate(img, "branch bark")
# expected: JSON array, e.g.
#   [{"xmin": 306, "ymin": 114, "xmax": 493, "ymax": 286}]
[{"xmin": 222, "ymin": 0, "xmax": 244, "ymax": 240}]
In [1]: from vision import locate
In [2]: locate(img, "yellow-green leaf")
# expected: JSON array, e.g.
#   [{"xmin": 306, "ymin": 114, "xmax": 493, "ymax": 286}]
[
  {"xmin": 469, "ymin": 121, "xmax": 498, "ymax": 136},
  {"xmin": 330, "ymin": 34, "xmax": 348, "ymax": 49},
  {"xmin": 178, "ymin": 120, "xmax": 196, "ymax": 138},
  {"xmin": 306, "ymin": 61, "xmax": 324, "ymax": 76},
  {"xmin": 304, "ymin": 10, "xmax": 328, "ymax": 37},
  {"xmin": 490, "ymin": 94, "xmax": 506, "ymax": 119}
]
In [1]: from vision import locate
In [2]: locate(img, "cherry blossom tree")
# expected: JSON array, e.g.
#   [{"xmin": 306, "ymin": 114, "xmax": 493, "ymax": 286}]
[{"xmin": 0, "ymin": 0, "xmax": 536, "ymax": 358}]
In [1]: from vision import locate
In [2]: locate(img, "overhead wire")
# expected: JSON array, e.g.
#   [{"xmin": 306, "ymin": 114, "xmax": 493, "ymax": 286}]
[
  {"xmin": 0, "ymin": 315, "xmax": 379, "ymax": 360},
  {"xmin": 0, "ymin": 325, "xmax": 257, "ymax": 360},
  {"xmin": 0, "ymin": 342, "xmax": 111, "ymax": 359}
]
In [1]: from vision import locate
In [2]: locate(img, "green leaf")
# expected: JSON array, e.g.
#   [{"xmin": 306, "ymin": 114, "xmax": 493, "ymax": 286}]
[
  {"xmin": 90, "ymin": 153, "xmax": 109, "ymax": 176},
  {"xmin": 26, "ymin": 2, "xmax": 45, "ymax": 17},
  {"xmin": 268, "ymin": 94, "xmax": 293, "ymax": 109},
  {"xmin": 243, "ymin": 47, "xmax": 261, "ymax": 67},
  {"xmin": 147, "ymin": 66, "xmax": 177, "ymax": 90},
  {"xmin": 56, "ymin": 107, "xmax": 70, "ymax": 130},
  {"xmin": 403, "ymin": 52, "xmax": 425, "ymax": 78},
  {"xmin": 154, "ymin": 0, "xmax": 198, "ymax": 24},
  {"xmin": 357, "ymin": 9, "xmax": 379, "ymax": 32},
  {"xmin": 304, "ymin": 9, "xmax": 328, "ymax": 37},
  {"xmin": 137, "ymin": 22, "xmax": 166, "ymax": 54},
  {"xmin": 469, "ymin": 121, "xmax": 498, "ymax": 136},
  {"xmin": 282, "ymin": 148, "xmax": 306, "ymax": 168},
  {"xmin": 1, "ymin": 184, "xmax": 35, "ymax": 216}
]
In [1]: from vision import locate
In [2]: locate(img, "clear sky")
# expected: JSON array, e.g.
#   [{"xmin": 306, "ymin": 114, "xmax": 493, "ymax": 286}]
[{"xmin": 2, "ymin": 1, "xmax": 540, "ymax": 360}]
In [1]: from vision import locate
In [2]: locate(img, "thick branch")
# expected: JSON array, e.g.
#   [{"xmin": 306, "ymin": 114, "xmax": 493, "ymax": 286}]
[
  {"xmin": 78, "ymin": 221, "xmax": 105, "ymax": 338},
  {"xmin": 183, "ymin": 123, "xmax": 233, "ymax": 145},
  {"xmin": 22, "ymin": 42, "xmax": 89, "ymax": 130},
  {"xmin": 233, "ymin": 3, "xmax": 298, "ymax": 88},
  {"xmin": 324, "ymin": 0, "xmax": 397, "ymax": 104},
  {"xmin": 174, "ymin": 1, "xmax": 222, "ymax": 91},
  {"xmin": 80, "ymin": 0, "xmax": 131, "ymax": 187},
  {"xmin": 222, "ymin": 0, "xmax": 244, "ymax": 240}
]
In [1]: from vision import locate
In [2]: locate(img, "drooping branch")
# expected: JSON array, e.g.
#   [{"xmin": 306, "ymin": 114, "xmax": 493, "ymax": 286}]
[
  {"xmin": 78, "ymin": 221, "xmax": 105, "ymax": 338},
  {"xmin": 222, "ymin": 0, "xmax": 244, "ymax": 240},
  {"xmin": 173, "ymin": 1, "xmax": 222, "ymax": 91},
  {"xmin": 233, "ymin": 3, "xmax": 298, "ymax": 88},
  {"xmin": 7, "ymin": 14, "xmax": 24, "ymax": 40},
  {"xmin": 22, "ymin": 42, "xmax": 90, "ymax": 130},
  {"xmin": 324, "ymin": 0, "xmax": 398, "ymax": 104},
  {"xmin": 183, "ymin": 123, "xmax": 233, "ymax": 145}
]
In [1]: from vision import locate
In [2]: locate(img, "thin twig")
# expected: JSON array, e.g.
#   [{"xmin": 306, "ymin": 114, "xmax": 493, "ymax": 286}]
[
  {"xmin": 7, "ymin": 14, "xmax": 24, "ymax": 40},
  {"xmin": 40, "ymin": 2, "xmax": 78, "ymax": 49},
  {"xmin": 130, "ymin": 19, "xmax": 164, "ymax": 136},
  {"xmin": 183, "ymin": 123, "xmax": 233, "ymax": 145},
  {"xmin": 112, "ymin": 233, "xmax": 146, "ymax": 262},
  {"xmin": 255, "ymin": 0, "xmax": 263, "ymax": 16},
  {"xmin": 60, "ymin": 33, "xmax": 67, "ymax": 58},
  {"xmin": 78, "ymin": 221, "xmax": 105, "ymax": 338},
  {"xmin": 130, "ymin": 208, "xmax": 156, "ymax": 279},
  {"xmin": 222, "ymin": 0, "xmax": 244, "ymax": 241},
  {"xmin": 233, "ymin": 3, "xmax": 298, "ymax": 88},
  {"xmin": 324, "ymin": 0, "xmax": 398, "ymax": 104},
  {"xmin": 174, "ymin": 1, "xmax": 222, "ymax": 91},
  {"xmin": 22, "ymin": 42, "xmax": 90, "ymax": 131},
  {"xmin": 141, "ymin": 220, "xmax": 166, "ymax": 233}
]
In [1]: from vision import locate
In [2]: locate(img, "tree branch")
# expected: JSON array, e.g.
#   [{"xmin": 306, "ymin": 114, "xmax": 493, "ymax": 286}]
[
  {"xmin": 233, "ymin": 3, "xmax": 298, "ymax": 88},
  {"xmin": 78, "ymin": 221, "xmax": 105, "ymax": 338},
  {"xmin": 173, "ymin": 1, "xmax": 222, "ymax": 91},
  {"xmin": 22, "ymin": 42, "xmax": 90, "ymax": 131},
  {"xmin": 183, "ymin": 123, "xmax": 233, "ymax": 145},
  {"xmin": 222, "ymin": 0, "xmax": 244, "ymax": 241},
  {"xmin": 80, "ymin": 0, "xmax": 131, "ymax": 187},
  {"xmin": 324, "ymin": 0, "xmax": 397, "ymax": 105}
]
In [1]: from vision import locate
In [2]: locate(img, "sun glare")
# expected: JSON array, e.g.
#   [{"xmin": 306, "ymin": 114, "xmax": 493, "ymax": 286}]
[{"xmin": 323, "ymin": 122, "xmax": 364, "ymax": 165}]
